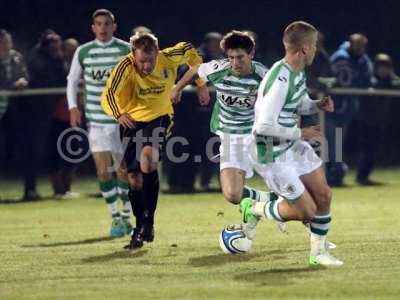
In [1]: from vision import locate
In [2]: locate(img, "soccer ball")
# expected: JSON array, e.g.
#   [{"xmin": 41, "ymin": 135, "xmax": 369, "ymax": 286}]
[{"xmin": 219, "ymin": 224, "xmax": 252, "ymax": 254}]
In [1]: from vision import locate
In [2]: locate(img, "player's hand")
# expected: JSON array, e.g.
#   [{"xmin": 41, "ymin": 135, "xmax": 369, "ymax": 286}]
[
  {"xmin": 301, "ymin": 125, "xmax": 322, "ymax": 141},
  {"xmin": 118, "ymin": 113, "xmax": 135, "ymax": 129},
  {"xmin": 69, "ymin": 107, "xmax": 82, "ymax": 127},
  {"xmin": 197, "ymin": 84, "xmax": 210, "ymax": 106},
  {"xmin": 171, "ymin": 87, "xmax": 182, "ymax": 104},
  {"xmin": 317, "ymin": 96, "xmax": 334, "ymax": 112}
]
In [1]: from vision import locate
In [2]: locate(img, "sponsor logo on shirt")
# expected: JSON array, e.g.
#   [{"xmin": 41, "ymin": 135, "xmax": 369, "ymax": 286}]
[
  {"xmin": 139, "ymin": 85, "xmax": 166, "ymax": 95},
  {"xmin": 220, "ymin": 93, "xmax": 254, "ymax": 108},
  {"xmin": 91, "ymin": 68, "xmax": 111, "ymax": 81}
]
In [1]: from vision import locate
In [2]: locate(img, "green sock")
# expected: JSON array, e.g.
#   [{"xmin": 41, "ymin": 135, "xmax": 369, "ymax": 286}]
[
  {"xmin": 242, "ymin": 186, "xmax": 278, "ymax": 202},
  {"xmin": 116, "ymin": 179, "xmax": 131, "ymax": 219},
  {"xmin": 310, "ymin": 214, "xmax": 331, "ymax": 236},
  {"xmin": 263, "ymin": 199, "xmax": 284, "ymax": 221},
  {"xmin": 99, "ymin": 179, "xmax": 119, "ymax": 218}
]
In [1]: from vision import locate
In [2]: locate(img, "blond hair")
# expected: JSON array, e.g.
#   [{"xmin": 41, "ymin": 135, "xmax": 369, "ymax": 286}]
[
  {"xmin": 283, "ymin": 21, "xmax": 317, "ymax": 53},
  {"xmin": 130, "ymin": 32, "xmax": 159, "ymax": 53}
]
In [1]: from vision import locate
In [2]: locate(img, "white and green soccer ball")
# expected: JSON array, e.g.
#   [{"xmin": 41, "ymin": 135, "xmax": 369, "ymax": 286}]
[{"xmin": 219, "ymin": 224, "xmax": 252, "ymax": 254}]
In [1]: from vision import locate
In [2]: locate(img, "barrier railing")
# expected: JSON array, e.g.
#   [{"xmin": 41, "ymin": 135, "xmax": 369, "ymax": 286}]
[{"xmin": 2, "ymin": 86, "xmax": 400, "ymax": 98}]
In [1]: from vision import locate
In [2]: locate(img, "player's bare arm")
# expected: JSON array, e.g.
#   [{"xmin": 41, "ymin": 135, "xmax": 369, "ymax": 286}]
[
  {"xmin": 69, "ymin": 107, "xmax": 82, "ymax": 127},
  {"xmin": 171, "ymin": 66, "xmax": 198, "ymax": 103},
  {"xmin": 171, "ymin": 65, "xmax": 210, "ymax": 105}
]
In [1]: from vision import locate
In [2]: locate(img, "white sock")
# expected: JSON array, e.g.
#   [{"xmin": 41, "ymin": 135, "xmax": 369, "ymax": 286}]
[
  {"xmin": 107, "ymin": 201, "xmax": 119, "ymax": 217},
  {"xmin": 252, "ymin": 201, "xmax": 267, "ymax": 218},
  {"xmin": 310, "ymin": 232, "xmax": 327, "ymax": 256},
  {"xmin": 121, "ymin": 201, "xmax": 132, "ymax": 219},
  {"xmin": 258, "ymin": 191, "xmax": 272, "ymax": 202}
]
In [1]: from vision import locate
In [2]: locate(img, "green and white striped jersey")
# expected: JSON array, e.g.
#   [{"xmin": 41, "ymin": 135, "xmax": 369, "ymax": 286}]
[
  {"xmin": 67, "ymin": 37, "xmax": 130, "ymax": 126},
  {"xmin": 198, "ymin": 59, "xmax": 267, "ymax": 135},
  {"xmin": 254, "ymin": 59, "xmax": 318, "ymax": 163}
]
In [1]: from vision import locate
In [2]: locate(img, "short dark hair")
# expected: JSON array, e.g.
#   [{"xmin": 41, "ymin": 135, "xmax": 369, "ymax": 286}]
[
  {"xmin": 92, "ymin": 9, "xmax": 115, "ymax": 23},
  {"xmin": 130, "ymin": 32, "xmax": 159, "ymax": 53},
  {"xmin": 220, "ymin": 30, "xmax": 255, "ymax": 54}
]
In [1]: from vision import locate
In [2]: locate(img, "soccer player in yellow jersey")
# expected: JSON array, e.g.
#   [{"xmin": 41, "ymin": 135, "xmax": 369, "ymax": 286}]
[{"xmin": 101, "ymin": 32, "xmax": 208, "ymax": 249}]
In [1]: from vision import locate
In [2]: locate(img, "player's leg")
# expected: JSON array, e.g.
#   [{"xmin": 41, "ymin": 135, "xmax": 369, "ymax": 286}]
[
  {"xmin": 242, "ymin": 156, "xmax": 315, "ymax": 220},
  {"xmin": 140, "ymin": 143, "xmax": 159, "ymax": 224},
  {"xmin": 222, "ymin": 133, "xmax": 289, "ymax": 237},
  {"xmin": 92, "ymin": 151, "xmax": 124, "ymax": 238},
  {"xmin": 120, "ymin": 124, "xmax": 147, "ymax": 249},
  {"xmin": 126, "ymin": 145, "xmax": 159, "ymax": 248},
  {"xmin": 219, "ymin": 135, "xmax": 276, "ymax": 239},
  {"xmin": 111, "ymin": 126, "xmax": 133, "ymax": 236},
  {"xmin": 220, "ymin": 133, "xmax": 271, "ymax": 205},
  {"xmin": 220, "ymin": 165, "xmax": 273, "ymax": 205},
  {"xmin": 301, "ymin": 166, "xmax": 343, "ymax": 266},
  {"xmin": 115, "ymin": 159, "xmax": 133, "ymax": 235},
  {"xmin": 127, "ymin": 171, "xmax": 143, "ymax": 227},
  {"xmin": 220, "ymin": 168, "xmax": 245, "ymax": 204},
  {"xmin": 241, "ymin": 175, "xmax": 317, "ymax": 224},
  {"xmin": 127, "ymin": 115, "xmax": 171, "ymax": 249},
  {"xmin": 124, "ymin": 170, "xmax": 146, "ymax": 249}
]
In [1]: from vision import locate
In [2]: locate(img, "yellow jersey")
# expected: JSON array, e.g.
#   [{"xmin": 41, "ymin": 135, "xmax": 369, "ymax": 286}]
[{"xmin": 101, "ymin": 42, "xmax": 203, "ymax": 122}]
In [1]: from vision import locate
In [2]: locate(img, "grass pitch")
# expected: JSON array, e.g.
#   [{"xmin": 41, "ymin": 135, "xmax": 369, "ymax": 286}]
[{"xmin": 0, "ymin": 169, "xmax": 399, "ymax": 300}]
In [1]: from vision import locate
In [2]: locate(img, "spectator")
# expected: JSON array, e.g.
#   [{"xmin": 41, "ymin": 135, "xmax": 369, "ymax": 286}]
[
  {"xmin": 195, "ymin": 32, "xmax": 224, "ymax": 192},
  {"xmin": 17, "ymin": 30, "xmax": 66, "ymax": 201},
  {"xmin": 356, "ymin": 53, "xmax": 400, "ymax": 185},
  {"xmin": 0, "ymin": 29, "xmax": 28, "ymax": 118},
  {"xmin": 62, "ymin": 38, "xmax": 79, "ymax": 70},
  {"xmin": 48, "ymin": 38, "xmax": 80, "ymax": 198},
  {"xmin": 0, "ymin": 29, "xmax": 29, "ymax": 174},
  {"xmin": 326, "ymin": 33, "xmax": 373, "ymax": 186},
  {"xmin": 306, "ymin": 32, "xmax": 333, "ymax": 97},
  {"xmin": 198, "ymin": 32, "xmax": 224, "ymax": 62},
  {"xmin": 163, "ymin": 32, "xmax": 223, "ymax": 193}
]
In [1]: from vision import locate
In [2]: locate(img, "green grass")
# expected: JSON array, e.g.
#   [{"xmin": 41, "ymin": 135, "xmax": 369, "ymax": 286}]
[{"xmin": 1, "ymin": 169, "xmax": 400, "ymax": 300}]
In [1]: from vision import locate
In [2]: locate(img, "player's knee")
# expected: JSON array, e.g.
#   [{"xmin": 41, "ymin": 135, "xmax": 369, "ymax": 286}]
[
  {"xmin": 128, "ymin": 172, "xmax": 142, "ymax": 190},
  {"xmin": 96, "ymin": 169, "xmax": 112, "ymax": 181},
  {"xmin": 140, "ymin": 146, "xmax": 159, "ymax": 173},
  {"xmin": 223, "ymin": 188, "xmax": 241, "ymax": 204}
]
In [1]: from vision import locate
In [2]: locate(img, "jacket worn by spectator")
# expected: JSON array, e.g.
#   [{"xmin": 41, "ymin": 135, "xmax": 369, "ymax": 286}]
[
  {"xmin": 0, "ymin": 49, "xmax": 28, "ymax": 119},
  {"xmin": 330, "ymin": 41, "xmax": 373, "ymax": 118},
  {"xmin": 27, "ymin": 46, "xmax": 66, "ymax": 89}
]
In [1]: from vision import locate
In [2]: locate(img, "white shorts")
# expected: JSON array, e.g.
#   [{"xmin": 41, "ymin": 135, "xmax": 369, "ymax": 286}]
[
  {"xmin": 88, "ymin": 125, "xmax": 123, "ymax": 154},
  {"xmin": 254, "ymin": 141, "xmax": 322, "ymax": 202},
  {"xmin": 219, "ymin": 133, "xmax": 254, "ymax": 179}
]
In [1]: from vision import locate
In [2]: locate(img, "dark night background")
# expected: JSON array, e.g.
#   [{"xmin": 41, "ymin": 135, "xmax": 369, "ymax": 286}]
[
  {"xmin": 2, "ymin": 0, "xmax": 400, "ymax": 67},
  {"xmin": 1, "ymin": 0, "xmax": 400, "ymax": 175}
]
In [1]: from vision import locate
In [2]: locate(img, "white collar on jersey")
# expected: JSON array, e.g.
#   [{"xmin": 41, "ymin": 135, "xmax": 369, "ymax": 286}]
[{"xmin": 94, "ymin": 37, "xmax": 115, "ymax": 47}]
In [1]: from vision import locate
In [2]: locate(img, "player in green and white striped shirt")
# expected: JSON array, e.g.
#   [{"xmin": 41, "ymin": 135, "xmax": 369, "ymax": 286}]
[
  {"xmin": 172, "ymin": 31, "xmax": 275, "ymax": 239},
  {"xmin": 67, "ymin": 9, "xmax": 131, "ymax": 238},
  {"xmin": 241, "ymin": 21, "xmax": 343, "ymax": 266}
]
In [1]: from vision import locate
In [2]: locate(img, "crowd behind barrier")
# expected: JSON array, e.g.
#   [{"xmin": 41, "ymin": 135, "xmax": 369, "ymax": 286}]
[{"xmin": 1, "ymin": 27, "xmax": 400, "ymax": 201}]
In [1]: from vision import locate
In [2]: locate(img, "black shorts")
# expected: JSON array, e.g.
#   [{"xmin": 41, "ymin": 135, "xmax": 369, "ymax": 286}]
[{"xmin": 120, "ymin": 114, "xmax": 173, "ymax": 173}]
